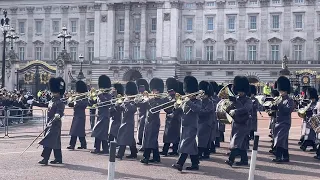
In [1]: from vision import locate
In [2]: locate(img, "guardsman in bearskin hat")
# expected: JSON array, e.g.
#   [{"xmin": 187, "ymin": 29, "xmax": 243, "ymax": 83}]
[
  {"xmin": 139, "ymin": 78, "xmax": 166, "ymax": 164},
  {"xmin": 136, "ymin": 78, "xmax": 150, "ymax": 146},
  {"xmin": 67, "ymin": 80, "xmax": 89, "ymax": 150},
  {"xmin": 172, "ymin": 76, "xmax": 202, "ymax": 171},
  {"xmin": 299, "ymin": 87, "xmax": 318, "ymax": 152},
  {"xmin": 32, "ymin": 77, "xmax": 66, "ymax": 165},
  {"xmin": 197, "ymin": 81, "xmax": 214, "ymax": 160},
  {"xmin": 271, "ymin": 76, "xmax": 294, "ymax": 163},
  {"xmin": 249, "ymin": 85, "xmax": 259, "ymax": 140},
  {"xmin": 161, "ymin": 77, "xmax": 180, "ymax": 156},
  {"xmin": 210, "ymin": 81, "xmax": 221, "ymax": 151},
  {"xmin": 91, "ymin": 75, "xmax": 112, "ymax": 154},
  {"xmin": 225, "ymin": 76, "xmax": 252, "ymax": 167},
  {"xmin": 88, "ymin": 87, "xmax": 97, "ymax": 130},
  {"xmin": 108, "ymin": 83, "xmax": 124, "ymax": 142},
  {"xmin": 116, "ymin": 81, "xmax": 138, "ymax": 160},
  {"xmin": 268, "ymin": 88, "xmax": 280, "ymax": 155}
]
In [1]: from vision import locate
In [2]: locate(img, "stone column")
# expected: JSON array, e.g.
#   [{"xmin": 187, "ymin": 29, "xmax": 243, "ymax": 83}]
[
  {"xmin": 107, "ymin": 3, "xmax": 115, "ymax": 60},
  {"xmin": 237, "ymin": 1, "xmax": 247, "ymax": 60},
  {"xmin": 99, "ymin": 4, "xmax": 108, "ymax": 60},
  {"xmin": 79, "ymin": 5, "xmax": 87, "ymax": 58},
  {"xmin": 282, "ymin": 0, "xmax": 292, "ymax": 57},
  {"xmin": 9, "ymin": 7, "xmax": 18, "ymax": 30},
  {"xmin": 260, "ymin": 0, "xmax": 269, "ymax": 60},
  {"xmin": 170, "ymin": 2, "xmax": 180, "ymax": 59},
  {"xmin": 305, "ymin": 0, "xmax": 316, "ymax": 60},
  {"xmin": 61, "ymin": 6, "xmax": 69, "ymax": 27},
  {"xmin": 124, "ymin": 2, "xmax": 130, "ymax": 59},
  {"xmin": 216, "ymin": 1, "xmax": 225, "ymax": 60},
  {"xmin": 5, "ymin": 50, "xmax": 20, "ymax": 91},
  {"xmin": 156, "ymin": 2, "xmax": 164, "ymax": 59},
  {"xmin": 44, "ymin": 6, "xmax": 52, "ymax": 60},
  {"xmin": 26, "ymin": 7, "xmax": 35, "ymax": 59},
  {"xmin": 140, "ymin": 3, "xmax": 147, "ymax": 60},
  {"xmin": 93, "ymin": 3, "xmax": 101, "ymax": 63},
  {"xmin": 195, "ymin": 2, "xmax": 204, "ymax": 60}
]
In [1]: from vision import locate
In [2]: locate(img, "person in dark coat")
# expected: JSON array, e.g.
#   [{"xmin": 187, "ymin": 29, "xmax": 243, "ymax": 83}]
[
  {"xmin": 109, "ymin": 83, "xmax": 124, "ymax": 142},
  {"xmin": 136, "ymin": 78, "xmax": 150, "ymax": 146},
  {"xmin": 140, "ymin": 78, "xmax": 166, "ymax": 164},
  {"xmin": 116, "ymin": 81, "xmax": 138, "ymax": 160},
  {"xmin": 197, "ymin": 81, "xmax": 214, "ymax": 159},
  {"xmin": 67, "ymin": 80, "xmax": 88, "ymax": 150},
  {"xmin": 88, "ymin": 88, "xmax": 97, "ymax": 130},
  {"xmin": 32, "ymin": 77, "xmax": 66, "ymax": 165},
  {"xmin": 249, "ymin": 85, "xmax": 259, "ymax": 140},
  {"xmin": 91, "ymin": 75, "xmax": 112, "ymax": 154},
  {"xmin": 172, "ymin": 76, "xmax": 202, "ymax": 171},
  {"xmin": 209, "ymin": 81, "xmax": 220, "ymax": 152},
  {"xmin": 161, "ymin": 77, "xmax": 180, "ymax": 156},
  {"xmin": 272, "ymin": 76, "xmax": 294, "ymax": 163},
  {"xmin": 225, "ymin": 76, "xmax": 253, "ymax": 167},
  {"xmin": 217, "ymin": 84, "xmax": 225, "ymax": 143},
  {"xmin": 299, "ymin": 87, "xmax": 318, "ymax": 151}
]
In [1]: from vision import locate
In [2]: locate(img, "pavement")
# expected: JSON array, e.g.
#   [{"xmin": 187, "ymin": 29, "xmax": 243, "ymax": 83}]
[{"xmin": 0, "ymin": 108, "xmax": 319, "ymax": 180}]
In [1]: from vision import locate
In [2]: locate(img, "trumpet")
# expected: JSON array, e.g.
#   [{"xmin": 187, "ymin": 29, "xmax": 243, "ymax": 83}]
[
  {"xmin": 264, "ymin": 96, "xmax": 282, "ymax": 116},
  {"xmin": 297, "ymin": 100, "xmax": 312, "ymax": 118}
]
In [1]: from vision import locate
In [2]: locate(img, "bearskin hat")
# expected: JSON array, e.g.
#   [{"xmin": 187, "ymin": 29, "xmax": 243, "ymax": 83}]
[
  {"xmin": 125, "ymin": 81, "xmax": 138, "ymax": 96},
  {"xmin": 150, "ymin": 78, "xmax": 164, "ymax": 93},
  {"xmin": 136, "ymin": 78, "xmax": 150, "ymax": 93},
  {"xmin": 184, "ymin": 76, "xmax": 198, "ymax": 93},
  {"xmin": 98, "ymin": 75, "xmax": 111, "ymax": 89},
  {"xmin": 76, "ymin": 80, "xmax": 88, "ymax": 93},
  {"xmin": 166, "ymin": 77, "xmax": 178, "ymax": 92},
  {"xmin": 277, "ymin": 76, "xmax": 291, "ymax": 93},
  {"xmin": 233, "ymin": 76, "xmax": 250, "ymax": 94},
  {"xmin": 199, "ymin": 81, "xmax": 212, "ymax": 97},
  {"xmin": 307, "ymin": 87, "xmax": 319, "ymax": 101},
  {"xmin": 113, "ymin": 83, "xmax": 124, "ymax": 96},
  {"xmin": 274, "ymin": 81, "xmax": 277, "ymax": 89},
  {"xmin": 271, "ymin": 89, "xmax": 279, "ymax": 97},
  {"xmin": 177, "ymin": 81, "xmax": 185, "ymax": 95},
  {"xmin": 49, "ymin": 77, "xmax": 65, "ymax": 96},
  {"xmin": 250, "ymin": 85, "xmax": 257, "ymax": 96},
  {"xmin": 218, "ymin": 85, "xmax": 224, "ymax": 92},
  {"xmin": 210, "ymin": 81, "xmax": 219, "ymax": 95}
]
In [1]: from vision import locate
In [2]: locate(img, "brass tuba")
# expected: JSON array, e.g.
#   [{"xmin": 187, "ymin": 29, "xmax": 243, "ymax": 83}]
[
  {"xmin": 297, "ymin": 100, "xmax": 312, "ymax": 118},
  {"xmin": 217, "ymin": 84, "xmax": 235, "ymax": 99},
  {"xmin": 216, "ymin": 84, "xmax": 235, "ymax": 124}
]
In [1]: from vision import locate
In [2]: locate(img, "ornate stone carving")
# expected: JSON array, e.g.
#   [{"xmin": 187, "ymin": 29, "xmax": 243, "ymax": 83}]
[
  {"xmin": 224, "ymin": 38, "xmax": 238, "ymax": 44},
  {"xmin": 124, "ymin": 2, "xmax": 131, "ymax": 10},
  {"xmin": 6, "ymin": 49, "xmax": 19, "ymax": 62},
  {"xmin": 171, "ymin": 1, "xmax": 182, "ymax": 9},
  {"xmin": 68, "ymin": 40, "xmax": 79, "ymax": 46},
  {"xmin": 306, "ymin": 0, "xmax": 316, "ymax": 5},
  {"xmin": 291, "ymin": 36, "xmax": 306, "ymax": 43},
  {"xmin": 78, "ymin": 5, "xmax": 87, "ymax": 13},
  {"xmin": 216, "ymin": 0, "xmax": 226, "ymax": 8},
  {"xmin": 115, "ymin": 39, "xmax": 124, "ymax": 45},
  {"xmin": 283, "ymin": 0, "xmax": 292, "ymax": 6},
  {"xmin": 203, "ymin": 38, "xmax": 216, "ymax": 44},
  {"xmin": 140, "ymin": 2, "xmax": 147, "ymax": 9},
  {"xmin": 9, "ymin": 7, "xmax": 18, "ymax": 14},
  {"xmin": 94, "ymin": 3, "xmax": 102, "ymax": 10},
  {"xmin": 268, "ymin": 37, "xmax": 282, "ymax": 43},
  {"xmin": 107, "ymin": 3, "xmax": 114, "ymax": 10},
  {"xmin": 163, "ymin": 13, "xmax": 170, "ymax": 21},
  {"xmin": 196, "ymin": 2, "xmax": 204, "ymax": 9},
  {"xmin": 182, "ymin": 38, "xmax": 196, "ymax": 45},
  {"xmin": 156, "ymin": 2, "xmax": 164, "ymax": 9},
  {"xmin": 314, "ymin": 37, "xmax": 320, "ymax": 42},
  {"xmin": 33, "ymin": 40, "xmax": 44, "ymax": 46},
  {"xmin": 101, "ymin": 15, "xmax": 108, "ymax": 22},
  {"xmin": 50, "ymin": 40, "xmax": 61, "ymax": 46},
  {"xmin": 147, "ymin": 38, "xmax": 156, "ymax": 46},
  {"xmin": 238, "ymin": 0, "xmax": 247, "ymax": 8},
  {"xmin": 259, "ymin": 0, "xmax": 269, "ymax": 7},
  {"xmin": 15, "ymin": 40, "xmax": 27, "ymax": 46},
  {"xmin": 26, "ymin": 7, "xmax": 35, "ymax": 14},
  {"xmin": 86, "ymin": 40, "xmax": 94, "ymax": 45},
  {"xmin": 61, "ymin": 6, "xmax": 69, "ymax": 13},
  {"xmin": 43, "ymin": 6, "xmax": 52, "ymax": 13},
  {"xmin": 246, "ymin": 37, "xmax": 260, "ymax": 43}
]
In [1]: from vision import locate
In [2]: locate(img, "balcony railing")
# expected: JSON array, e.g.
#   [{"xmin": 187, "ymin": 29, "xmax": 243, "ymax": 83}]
[
  {"xmin": 107, "ymin": 59, "xmax": 156, "ymax": 64},
  {"xmin": 179, "ymin": 60, "xmax": 320, "ymax": 65}
]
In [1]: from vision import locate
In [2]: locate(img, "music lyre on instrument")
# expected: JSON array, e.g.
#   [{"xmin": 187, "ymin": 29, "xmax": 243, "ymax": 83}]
[
  {"xmin": 309, "ymin": 115, "xmax": 320, "ymax": 133},
  {"xmin": 216, "ymin": 84, "xmax": 235, "ymax": 124}
]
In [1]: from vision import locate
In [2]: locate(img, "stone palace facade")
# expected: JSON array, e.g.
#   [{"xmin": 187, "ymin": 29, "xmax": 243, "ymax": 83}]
[{"xmin": 1, "ymin": 0, "xmax": 320, "ymax": 89}]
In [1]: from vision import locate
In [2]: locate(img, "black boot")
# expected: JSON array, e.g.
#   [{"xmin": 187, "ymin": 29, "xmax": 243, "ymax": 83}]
[
  {"xmin": 50, "ymin": 159, "xmax": 62, "ymax": 164},
  {"xmin": 235, "ymin": 161, "xmax": 249, "ymax": 166},
  {"xmin": 116, "ymin": 154, "xmax": 123, "ymax": 160},
  {"xmin": 67, "ymin": 146, "xmax": 75, "ymax": 150},
  {"xmin": 172, "ymin": 163, "xmax": 183, "ymax": 171},
  {"xmin": 126, "ymin": 154, "xmax": 137, "ymax": 159},
  {"xmin": 38, "ymin": 159, "xmax": 48, "ymax": 165},
  {"xmin": 140, "ymin": 158, "xmax": 149, "ymax": 164},
  {"xmin": 90, "ymin": 149, "xmax": 101, "ymax": 154},
  {"xmin": 77, "ymin": 146, "xmax": 87, "ymax": 149},
  {"xmin": 224, "ymin": 160, "xmax": 233, "ymax": 167},
  {"xmin": 186, "ymin": 165, "xmax": 199, "ymax": 170}
]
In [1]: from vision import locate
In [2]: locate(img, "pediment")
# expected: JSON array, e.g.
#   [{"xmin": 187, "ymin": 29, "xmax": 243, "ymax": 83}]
[
  {"xmin": 15, "ymin": 40, "xmax": 27, "ymax": 46},
  {"xmin": 33, "ymin": 40, "xmax": 44, "ymax": 46},
  {"xmin": 203, "ymin": 38, "xmax": 216, "ymax": 44},
  {"xmin": 86, "ymin": 40, "xmax": 94, "ymax": 45},
  {"xmin": 147, "ymin": 38, "xmax": 156, "ymax": 46},
  {"xmin": 268, "ymin": 37, "xmax": 282, "ymax": 43},
  {"xmin": 50, "ymin": 40, "xmax": 61, "ymax": 46},
  {"xmin": 115, "ymin": 39, "xmax": 124, "ymax": 45},
  {"xmin": 291, "ymin": 36, "xmax": 305, "ymax": 43},
  {"xmin": 224, "ymin": 38, "xmax": 237, "ymax": 44},
  {"xmin": 68, "ymin": 40, "xmax": 79, "ymax": 46},
  {"xmin": 245, "ymin": 37, "xmax": 260, "ymax": 43},
  {"xmin": 182, "ymin": 38, "xmax": 195, "ymax": 44}
]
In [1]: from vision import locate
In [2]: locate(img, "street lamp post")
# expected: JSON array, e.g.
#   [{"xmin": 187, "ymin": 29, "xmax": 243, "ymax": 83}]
[
  {"xmin": 57, "ymin": 25, "xmax": 72, "ymax": 50},
  {"xmin": 77, "ymin": 54, "xmax": 85, "ymax": 80},
  {"xmin": 15, "ymin": 69, "xmax": 18, "ymax": 90},
  {"xmin": 1, "ymin": 10, "xmax": 10, "ymax": 88},
  {"xmin": 7, "ymin": 27, "xmax": 19, "ymax": 50}
]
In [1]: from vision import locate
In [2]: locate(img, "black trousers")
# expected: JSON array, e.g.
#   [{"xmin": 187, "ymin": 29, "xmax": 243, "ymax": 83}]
[
  {"xmin": 220, "ymin": 131, "xmax": 225, "ymax": 142},
  {"xmin": 89, "ymin": 109, "xmax": 96, "ymax": 129},
  {"xmin": 275, "ymin": 147, "xmax": 289, "ymax": 160},
  {"xmin": 41, "ymin": 147, "xmax": 62, "ymax": 161},
  {"xmin": 117, "ymin": 143, "xmax": 138, "ymax": 157},
  {"xmin": 177, "ymin": 153, "xmax": 199, "ymax": 166},
  {"xmin": 69, "ymin": 136, "xmax": 87, "ymax": 147},
  {"xmin": 316, "ymin": 145, "xmax": 320, "ymax": 156},
  {"xmin": 143, "ymin": 148, "xmax": 160, "ymax": 160},
  {"xmin": 249, "ymin": 130, "xmax": 255, "ymax": 140},
  {"xmin": 162, "ymin": 143, "xmax": 178, "ymax": 154},
  {"xmin": 300, "ymin": 140, "xmax": 316, "ymax": 148},
  {"xmin": 228, "ymin": 148, "xmax": 248, "ymax": 163},
  {"xmin": 94, "ymin": 138, "xmax": 109, "ymax": 152},
  {"xmin": 109, "ymin": 134, "xmax": 116, "ymax": 142}
]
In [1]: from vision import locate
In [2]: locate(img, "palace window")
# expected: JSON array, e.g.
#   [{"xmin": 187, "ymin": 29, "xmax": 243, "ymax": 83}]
[
  {"xmin": 18, "ymin": 47, "xmax": 25, "ymax": 61},
  {"xmin": 134, "ymin": 17, "xmax": 141, "ymax": 32},
  {"xmin": 18, "ymin": 21, "xmax": 25, "ymax": 34},
  {"xmin": 133, "ymin": 46, "xmax": 140, "ymax": 60},
  {"xmin": 271, "ymin": 15, "xmax": 280, "ymax": 29},
  {"xmin": 206, "ymin": 46, "xmax": 214, "ymax": 61},
  {"xmin": 249, "ymin": 15, "xmax": 257, "ymax": 30},
  {"xmin": 207, "ymin": 2, "xmax": 215, "ymax": 6},
  {"xmin": 52, "ymin": 47, "xmax": 59, "ymax": 61},
  {"xmin": 70, "ymin": 47, "xmax": 77, "ymax": 61},
  {"xmin": 294, "ymin": 45, "xmax": 302, "ymax": 60},
  {"xmin": 88, "ymin": 47, "xmax": 94, "ymax": 61},
  {"xmin": 150, "ymin": 46, "xmax": 156, "ymax": 60},
  {"xmin": 227, "ymin": 45, "xmax": 235, "ymax": 61},
  {"xmin": 119, "ymin": 19, "xmax": 124, "ymax": 32},
  {"xmin": 70, "ymin": 20, "xmax": 77, "ymax": 33},
  {"xmin": 35, "ymin": 47, "xmax": 42, "ymax": 60},
  {"xmin": 294, "ymin": 0, "xmax": 304, "ymax": 3},
  {"xmin": 207, "ymin": 17, "xmax": 214, "ymax": 31},
  {"xmin": 118, "ymin": 46, "xmax": 124, "ymax": 60},
  {"xmin": 186, "ymin": 18, "xmax": 193, "ymax": 31},
  {"xmin": 248, "ymin": 45, "xmax": 257, "ymax": 61},
  {"xmin": 151, "ymin": 18, "xmax": 157, "ymax": 31},
  {"xmin": 272, "ymin": 0, "xmax": 281, "ymax": 4},
  {"xmin": 318, "ymin": 45, "xmax": 320, "ymax": 61},
  {"xmin": 227, "ymin": 15, "xmax": 236, "ymax": 31},
  {"xmin": 35, "ymin": 20, "xmax": 43, "ymax": 34},
  {"xmin": 294, "ymin": 14, "xmax": 303, "ymax": 29},
  {"xmin": 88, "ymin": 19, "xmax": 95, "ymax": 33},
  {"xmin": 185, "ymin": 46, "xmax": 193, "ymax": 61},
  {"xmin": 271, "ymin": 45, "xmax": 279, "ymax": 61},
  {"xmin": 52, "ymin": 20, "xmax": 60, "ymax": 34}
]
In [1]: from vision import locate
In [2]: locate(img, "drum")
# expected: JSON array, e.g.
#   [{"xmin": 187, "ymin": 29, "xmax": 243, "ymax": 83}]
[
  {"xmin": 309, "ymin": 115, "xmax": 320, "ymax": 133},
  {"xmin": 216, "ymin": 99, "xmax": 233, "ymax": 124}
]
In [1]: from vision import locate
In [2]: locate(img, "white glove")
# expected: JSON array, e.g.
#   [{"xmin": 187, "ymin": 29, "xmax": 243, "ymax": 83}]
[
  {"xmin": 184, "ymin": 97, "xmax": 190, "ymax": 102},
  {"xmin": 27, "ymin": 99, "xmax": 34, "ymax": 105},
  {"xmin": 24, "ymin": 95, "xmax": 28, "ymax": 98},
  {"xmin": 229, "ymin": 110, "xmax": 236, "ymax": 116}
]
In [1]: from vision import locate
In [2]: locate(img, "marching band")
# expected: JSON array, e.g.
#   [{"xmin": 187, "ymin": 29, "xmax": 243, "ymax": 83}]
[{"xmin": 23, "ymin": 74, "xmax": 320, "ymax": 170}]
